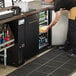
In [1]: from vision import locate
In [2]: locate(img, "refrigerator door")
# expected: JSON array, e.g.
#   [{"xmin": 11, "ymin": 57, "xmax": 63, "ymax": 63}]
[{"xmin": 52, "ymin": 10, "xmax": 68, "ymax": 45}]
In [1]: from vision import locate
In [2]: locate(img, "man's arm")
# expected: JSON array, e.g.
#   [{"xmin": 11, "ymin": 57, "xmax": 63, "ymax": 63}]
[
  {"xmin": 48, "ymin": 10, "xmax": 61, "ymax": 28},
  {"xmin": 42, "ymin": 10, "xmax": 61, "ymax": 33}
]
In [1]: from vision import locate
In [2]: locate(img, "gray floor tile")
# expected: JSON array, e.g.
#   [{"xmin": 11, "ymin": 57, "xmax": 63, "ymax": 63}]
[
  {"xmin": 45, "ymin": 60, "xmax": 64, "ymax": 68},
  {"xmin": 31, "ymin": 57, "xmax": 49, "ymax": 65},
  {"xmin": 37, "ymin": 65, "xmax": 56, "ymax": 74},
  {"xmin": 49, "ymin": 69, "xmax": 72, "ymax": 76},
  {"xmin": 27, "ymin": 71, "xmax": 47, "ymax": 76},
  {"xmin": 39, "ymin": 49, "xmax": 62, "ymax": 60},
  {"xmin": 66, "ymin": 58, "xmax": 76, "ymax": 66},
  {"xmin": 61, "ymin": 63, "xmax": 76, "ymax": 71},
  {"xmin": 53, "ymin": 54, "xmax": 70, "ymax": 63},
  {"xmin": 7, "ymin": 63, "xmax": 41, "ymax": 76}
]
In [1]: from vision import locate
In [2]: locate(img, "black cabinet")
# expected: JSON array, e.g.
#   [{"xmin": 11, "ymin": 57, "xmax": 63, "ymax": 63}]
[
  {"xmin": 5, "ymin": 14, "xmax": 39, "ymax": 66},
  {"xmin": 7, "ymin": 18, "xmax": 26, "ymax": 66},
  {"xmin": 24, "ymin": 14, "xmax": 39, "ymax": 59}
]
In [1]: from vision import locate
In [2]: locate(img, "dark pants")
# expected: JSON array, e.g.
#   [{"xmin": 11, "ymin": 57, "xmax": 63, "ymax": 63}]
[{"xmin": 64, "ymin": 19, "xmax": 76, "ymax": 54}]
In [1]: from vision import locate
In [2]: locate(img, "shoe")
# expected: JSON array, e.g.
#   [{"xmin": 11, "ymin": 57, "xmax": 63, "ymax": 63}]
[
  {"xmin": 69, "ymin": 53, "xmax": 75, "ymax": 56},
  {"xmin": 67, "ymin": 53, "xmax": 76, "ymax": 58}
]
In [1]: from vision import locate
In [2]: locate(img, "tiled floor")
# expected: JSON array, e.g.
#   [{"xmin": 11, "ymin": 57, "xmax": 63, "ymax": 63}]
[
  {"xmin": 8, "ymin": 49, "xmax": 76, "ymax": 76},
  {"xmin": 0, "ymin": 47, "xmax": 53, "ymax": 76},
  {"xmin": 7, "ymin": 47, "xmax": 76, "ymax": 76}
]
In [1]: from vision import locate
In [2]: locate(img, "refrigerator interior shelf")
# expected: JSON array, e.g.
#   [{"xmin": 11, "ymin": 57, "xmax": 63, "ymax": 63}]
[
  {"xmin": 39, "ymin": 43, "xmax": 48, "ymax": 49},
  {"xmin": 39, "ymin": 20, "xmax": 48, "ymax": 25}
]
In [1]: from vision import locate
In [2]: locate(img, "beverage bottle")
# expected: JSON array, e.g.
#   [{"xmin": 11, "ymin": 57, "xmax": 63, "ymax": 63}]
[{"xmin": 4, "ymin": 25, "xmax": 10, "ymax": 46}]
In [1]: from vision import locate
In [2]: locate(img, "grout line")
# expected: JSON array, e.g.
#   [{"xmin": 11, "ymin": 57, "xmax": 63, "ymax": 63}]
[
  {"xmin": 26, "ymin": 52, "xmax": 63, "ymax": 76},
  {"xmin": 6, "ymin": 47, "xmax": 56, "ymax": 73},
  {"xmin": 47, "ymin": 59, "xmax": 71, "ymax": 76},
  {"xmin": 18, "ymin": 47, "xmax": 56, "ymax": 68}
]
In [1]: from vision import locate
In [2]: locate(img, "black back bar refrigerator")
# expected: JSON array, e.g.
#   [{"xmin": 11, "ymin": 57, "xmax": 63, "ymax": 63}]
[{"xmin": 7, "ymin": 18, "xmax": 25, "ymax": 66}]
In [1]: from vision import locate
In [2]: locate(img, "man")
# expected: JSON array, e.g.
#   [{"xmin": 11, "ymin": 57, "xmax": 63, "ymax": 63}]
[{"xmin": 43, "ymin": 0, "xmax": 76, "ymax": 56}]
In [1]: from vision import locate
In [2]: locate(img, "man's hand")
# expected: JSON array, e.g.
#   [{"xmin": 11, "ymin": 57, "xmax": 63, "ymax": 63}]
[{"xmin": 39, "ymin": 25, "xmax": 49, "ymax": 33}]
